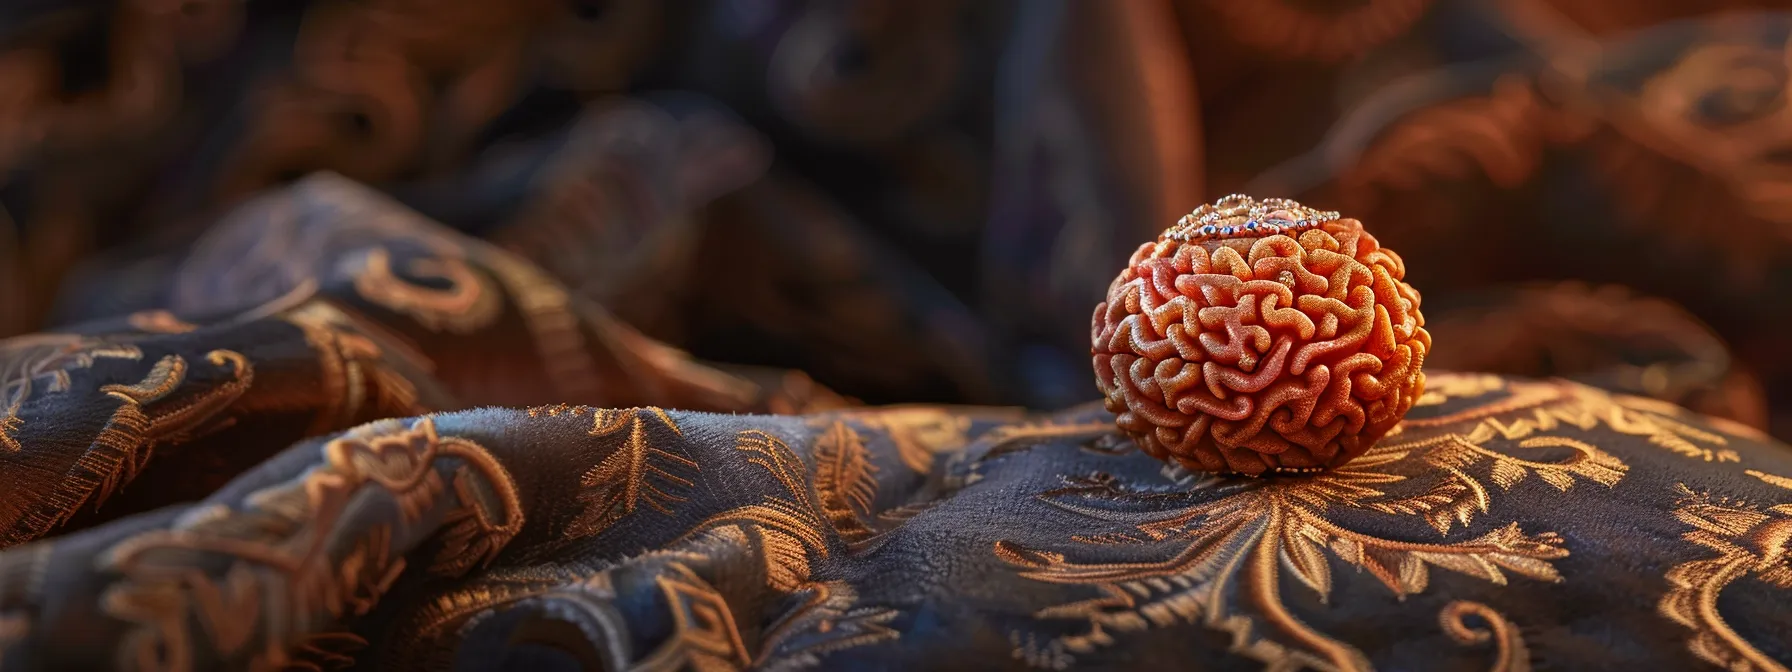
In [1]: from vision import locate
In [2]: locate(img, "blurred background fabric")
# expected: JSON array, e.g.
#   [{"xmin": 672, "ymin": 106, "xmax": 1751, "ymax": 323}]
[{"xmin": 6, "ymin": 0, "xmax": 1792, "ymax": 435}]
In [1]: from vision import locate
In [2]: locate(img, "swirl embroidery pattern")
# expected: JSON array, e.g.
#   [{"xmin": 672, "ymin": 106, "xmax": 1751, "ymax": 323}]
[
  {"xmin": 1438, "ymin": 600, "xmax": 1530, "ymax": 672},
  {"xmin": 391, "ymin": 423, "xmax": 899, "ymax": 670},
  {"xmin": 992, "ymin": 373, "xmax": 1720, "ymax": 672},
  {"xmin": 93, "ymin": 416, "xmax": 522, "ymax": 671},
  {"xmin": 1, "ymin": 345, "xmax": 254, "ymax": 548}
]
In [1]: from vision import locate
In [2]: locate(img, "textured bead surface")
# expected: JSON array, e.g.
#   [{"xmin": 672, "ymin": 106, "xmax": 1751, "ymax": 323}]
[{"xmin": 1092, "ymin": 195, "xmax": 1431, "ymax": 474}]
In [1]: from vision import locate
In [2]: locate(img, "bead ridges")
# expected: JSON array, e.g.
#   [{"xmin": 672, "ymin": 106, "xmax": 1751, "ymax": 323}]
[{"xmin": 1092, "ymin": 195, "xmax": 1430, "ymax": 475}]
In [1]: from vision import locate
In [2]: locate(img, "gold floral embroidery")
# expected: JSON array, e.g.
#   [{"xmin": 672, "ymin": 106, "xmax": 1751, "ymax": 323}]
[
  {"xmin": 566, "ymin": 407, "xmax": 696, "ymax": 539},
  {"xmin": 993, "ymin": 374, "xmax": 1655, "ymax": 671},
  {"xmin": 352, "ymin": 246, "xmax": 502, "ymax": 334},
  {"xmin": 1439, "ymin": 601, "xmax": 1530, "ymax": 672},
  {"xmin": 95, "ymin": 416, "xmax": 522, "ymax": 671},
  {"xmin": 1660, "ymin": 480, "xmax": 1792, "ymax": 672},
  {"xmin": 1361, "ymin": 434, "xmax": 1623, "ymax": 534},
  {"xmin": 653, "ymin": 430, "xmax": 899, "ymax": 667}
]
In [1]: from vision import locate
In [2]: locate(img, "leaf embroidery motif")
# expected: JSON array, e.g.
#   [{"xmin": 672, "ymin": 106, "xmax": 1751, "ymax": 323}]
[
  {"xmin": 813, "ymin": 422, "xmax": 879, "ymax": 543},
  {"xmin": 392, "ymin": 427, "xmax": 901, "ymax": 670},
  {"xmin": 1659, "ymin": 480, "xmax": 1792, "ymax": 672},
  {"xmin": 568, "ymin": 407, "xmax": 695, "ymax": 539},
  {"xmin": 702, "ymin": 430, "xmax": 830, "ymax": 591},
  {"xmin": 1364, "ymin": 435, "xmax": 1624, "ymax": 534}
]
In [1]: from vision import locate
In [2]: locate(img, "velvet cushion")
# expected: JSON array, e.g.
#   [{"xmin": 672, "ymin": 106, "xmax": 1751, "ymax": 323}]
[{"xmin": 1, "ymin": 369, "xmax": 1789, "ymax": 670}]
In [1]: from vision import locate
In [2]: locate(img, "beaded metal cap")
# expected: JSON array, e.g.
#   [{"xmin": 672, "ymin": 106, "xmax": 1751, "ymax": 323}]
[{"xmin": 1164, "ymin": 194, "xmax": 1343, "ymax": 243}]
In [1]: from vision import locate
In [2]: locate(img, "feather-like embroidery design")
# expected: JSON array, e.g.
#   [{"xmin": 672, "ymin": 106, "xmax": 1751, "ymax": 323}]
[
  {"xmin": 569, "ymin": 407, "xmax": 695, "ymax": 539},
  {"xmin": 813, "ymin": 421, "xmax": 879, "ymax": 543}
]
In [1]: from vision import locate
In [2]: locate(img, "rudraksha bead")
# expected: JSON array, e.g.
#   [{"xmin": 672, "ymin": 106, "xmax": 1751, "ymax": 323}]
[{"xmin": 1092, "ymin": 195, "xmax": 1430, "ymax": 474}]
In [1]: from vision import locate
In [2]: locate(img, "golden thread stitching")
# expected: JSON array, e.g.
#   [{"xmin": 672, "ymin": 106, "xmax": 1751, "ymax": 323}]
[
  {"xmin": 631, "ymin": 563, "xmax": 754, "ymax": 671},
  {"xmin": 1, "ymin": 350, "xmax": 253, "ymax": 547},
  {"xmin": 756, "ymin": 580, "xmax": 897, "ymax": 672},
  {"xmin": 813, "ymin": 422, "xmax": 879, "ymax": 543},
  {"xmin": 1439, "ymin": 600, "xmax": 1531, "ymax": 672},
  {"xmin": 568, "ymin": 407, "xmax": 695, "ymax": 539},
  {"xmin": 1659, "ymin": 479, "xmax": 1792, "ymax": 672},
  {"xmin": 700, "ymin": 430, "xmax": 829, "ymax": 591},
  {"xmin": 1395, "ymin": 377, "xmax": 1742, "ymax": 463},
  {"xmin": 855, "ymin": 408, "xmax": 975, "ymax": 473},
  {"xmin": 995, "ymin": 372, "xmax": 1643, "ymax": 671},
  {"xmin": 391, "ymin": 426, "xmax": 900, "ymax": 668},
  {"xmin": 283, "ymin": 302, "xmax": 424, "ymax": 436},
  {"xmin": 351, "ymin": 247, "xmax": 502, "ymax": 334},
  {"xmin": 1, "ymin": 337, "xmax": 143, "ymax": 455},
  {"xmin": 94, "ymin": 416, "xmax": 522, "ymax": 671}
]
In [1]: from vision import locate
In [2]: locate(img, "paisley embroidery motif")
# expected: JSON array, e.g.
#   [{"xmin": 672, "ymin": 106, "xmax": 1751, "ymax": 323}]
[
  {"xmin": 1660, "ymin": 478, "xmax": 1792, "ymax": 672},
  {"xmin": 993, "ymin": 373, "xmax": 1664, "ymax": 671}
]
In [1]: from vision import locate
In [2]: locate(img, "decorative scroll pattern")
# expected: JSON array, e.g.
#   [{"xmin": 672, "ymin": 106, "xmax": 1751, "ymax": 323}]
[
  {"xmin": 1660, "ymin": 477, "xmax": 1792, "ymax": 672},
  {"xmin": 992, "ymin": 372, "xmax": 1756, "ymax": 671},
  {"xmin": 95, "ymin": 416, "xmax": 521, "ymax": 671}
]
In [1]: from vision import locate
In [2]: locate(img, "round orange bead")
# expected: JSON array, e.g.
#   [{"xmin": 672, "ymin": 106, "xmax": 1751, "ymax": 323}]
[{"xmin": 1091, "ymin": 195, "xmax": 1431, "ymax": 474}]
